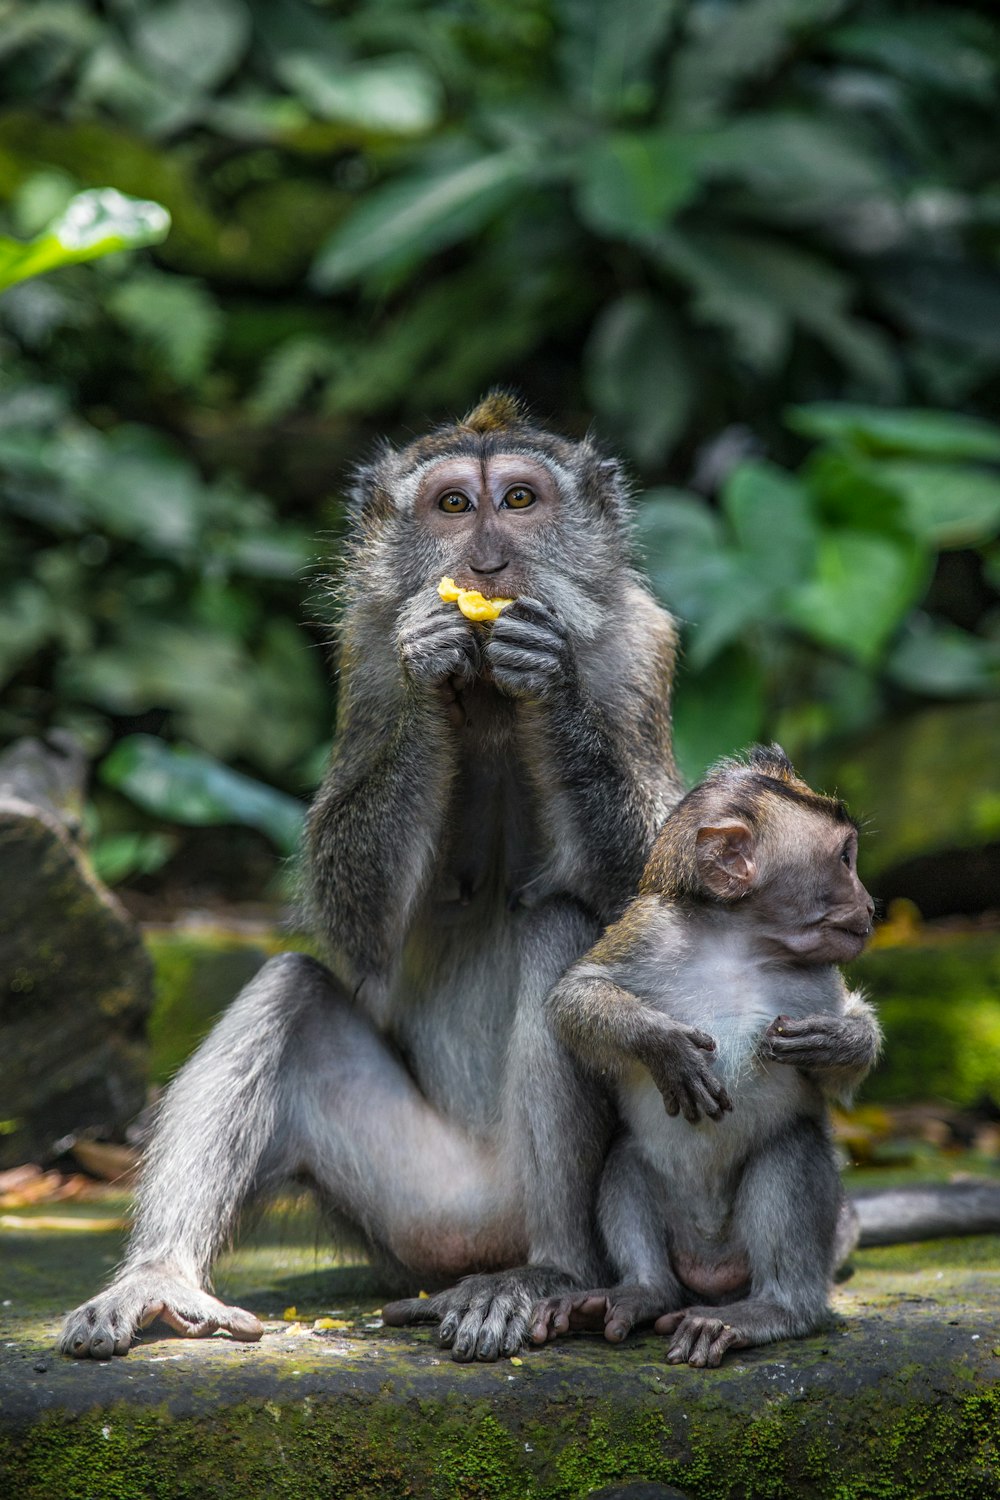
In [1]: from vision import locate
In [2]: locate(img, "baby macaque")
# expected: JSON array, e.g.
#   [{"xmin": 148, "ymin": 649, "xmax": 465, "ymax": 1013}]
[{"xmin": 531, "ymin": 744, "xmax": 880, "ymax": 1367}]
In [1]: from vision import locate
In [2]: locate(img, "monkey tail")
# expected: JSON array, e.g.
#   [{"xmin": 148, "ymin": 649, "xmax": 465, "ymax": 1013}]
[{"xmin": 849, "ymin": 1181, "xmax": 1000, "ymax": 1247}]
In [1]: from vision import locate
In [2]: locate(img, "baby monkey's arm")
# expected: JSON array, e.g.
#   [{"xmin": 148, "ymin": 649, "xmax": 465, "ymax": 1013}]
[
  {"xmin": 763, "ymin": 989, "xmax": 882, "ymax": 1102},
  {"xmin": 548, "ymin": 910, "xmax": 732, "ymax": 1124}
]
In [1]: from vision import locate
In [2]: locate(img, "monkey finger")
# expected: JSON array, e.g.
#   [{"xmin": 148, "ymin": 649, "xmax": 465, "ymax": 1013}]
[
  {"xmin": 502, "ymin": 597, "xmax": 567, "ymax": 636},
  {"xmin": 684, "ymin": 1027, "xmax": 717, "ymax": 1052},
  {"xmin": 529, "ymin": 1297, "xmax": 570, "ymax": 1343},
  {"xmin": 705, "ymin": 1327, "xmax": 741, "ymax": 1366},
  {"xmin": 382, "ymin": 1296, "xmax": 447, "ymax": 1327},
  {"xmin": 687, "ymin": 1319, "xmax": 727, "ymax": 1367},
  {"xmin": 653, "ymin": 1310, "xmax": 686, "ymax": 1337}
]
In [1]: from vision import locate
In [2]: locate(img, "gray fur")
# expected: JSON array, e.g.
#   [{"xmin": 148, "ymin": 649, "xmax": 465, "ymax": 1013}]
[{"xmin": 60, "ymin": 412, "xmax": 681, "ymax": 1360}]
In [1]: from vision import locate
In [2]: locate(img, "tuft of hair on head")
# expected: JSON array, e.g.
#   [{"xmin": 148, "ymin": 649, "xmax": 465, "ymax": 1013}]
[
  {"xmin": 460, "ymin": 389, "xmax": 529, "ymax": 434},
  {"xmin": 746, "ymin": 743, "xmax": 796, "ymax": 782}
]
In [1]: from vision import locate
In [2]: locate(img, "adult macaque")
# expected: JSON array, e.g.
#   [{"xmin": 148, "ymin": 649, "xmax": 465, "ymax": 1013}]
[
  {"xmin": 531, "ymin": 746, "xmax": 883, "ymax": 1365},
  {"xmin": 60, "ymin": 393, "xmax": 683, "ymax": 1361}
]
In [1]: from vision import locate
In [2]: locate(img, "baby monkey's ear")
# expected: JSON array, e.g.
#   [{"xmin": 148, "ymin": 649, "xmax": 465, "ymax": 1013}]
[{"xmin": 695, "ymin": 821, "xmax": 757, "ymax": 900}]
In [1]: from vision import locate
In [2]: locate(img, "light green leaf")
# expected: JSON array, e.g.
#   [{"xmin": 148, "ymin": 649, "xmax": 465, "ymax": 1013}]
[
  {"xmin": 721, "ymin": 461, "xmax": 817, "ymax": 589},
  {"xmin": 788, "ymin": 404, "xmax": 1000, "ymax": 461},
  {"xmin": 108, "ymin": 273, "xmax": 222, "ymax": 387},
  {"xmin": 886, "ymin": 618, "xmax": 1000, "ymax": 698},
  {"xmin": 0, "ymin": 189, "xmax": 170, "ymax": 294},
  {"xmin": 876, "ymin": 462, "xmax": 1000, "ymax": 549},
  {"xmin": 784, "ymin": 532, "xmax": 929, "ymax": 663},
  {"xmin": 101, "ymin": 736, "xmax": 305, "ymax": 855},
  {"xmin": 829, "ymin": 14, "xmax": 999, "ymax": 101},
  {"xmin": 576, "ymin": 134, "xmax": 698, "ymax": 238},
  {"xmin": 557, "ymin": 0, "xmax": 679, "ymax": 117},
  {"xmin": 672, "ymin": 648, "xmax": 767, "ymax": 784},
  {"xmin": 131, "ymin": 0, "xmax": 250, "ymax": 94},
  {"xmin": 0, "ymin": 583, "xmax": 57, "ymax": 687},
  {"xmin": 90, "ymin": 831, "xmax": 175, "ymax": 886},
  {"xmin": 695, "ymin": 113, "xmax": 886, "ymax": 207},
  {"xmin": 278, "ymin": 53, "xmax": 442, "ymax": 136},
  {"xmin": 585, "ymin": 295, "xmax": 692, "ymax": 466},
  {"xmin": 310, "ymin": 150, "xmax": 532, "ymax": 290}
]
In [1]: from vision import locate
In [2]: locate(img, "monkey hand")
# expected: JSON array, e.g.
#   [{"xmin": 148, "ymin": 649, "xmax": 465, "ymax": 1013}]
[
  {"xmin": 654, "ymin": 1306, "xmax": 743, "ymax": 1367},
  {"xmin": 396, "ymin": 594, "xmax": 481, "ymax": 695},
  {"xmin": 484, "ymin": 598, "xmax": 572, "ymax": 700},
  {"xmin": 59, "ymin": 1264, "xmax": 263, "ymax": 1359},
  {"xmin": 640, "ymin": 1022, "xmax": 733, "ymax": 1124},
  {"xmin": 763, "ymin": 1012, "xmax": 878, "ymax": 1073},
  {"xmin": 530, "ymin": 1282, "xmax": 676, "ymax": 1346},
  {"xmin": 382, "ymin": 1265, "xmax": 575, "ymax": 1363}
]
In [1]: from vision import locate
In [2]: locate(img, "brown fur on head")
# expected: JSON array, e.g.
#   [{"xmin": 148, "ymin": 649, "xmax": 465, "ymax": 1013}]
[{"xmin": 640, "ymin": 743, "xmax": 856, "ymax": 904}]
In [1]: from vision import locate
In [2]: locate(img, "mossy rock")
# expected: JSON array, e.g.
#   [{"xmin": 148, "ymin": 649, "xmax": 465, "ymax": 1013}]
[
  {"xmin": 1, "ymin": 1183, "xmax": 999, "ymax": 1500},
  {"xmin": 0, "ymin": 797, "xmax": 152, "ymax": 1168}
]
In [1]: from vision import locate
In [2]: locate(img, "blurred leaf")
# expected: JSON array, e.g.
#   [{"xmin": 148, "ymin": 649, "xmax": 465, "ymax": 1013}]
[
  {"xmin": 90, "ymin": 830, "xmax": 175, "ymax": 886},
  {"xmin": 131, "ymin": 0, "xmax": 250, "ymax": 94},
  {"xmin": 672, "ymin": 648, "xmax": 767, "ymax": 783},
  {"xmin": 310, "ymin": 149, "xmax": 533, "ymax": 290},
  {"xmin": 0, "ymin": 582, "xmax": 57, "ymax": 687},
  {"xmin": 101, "ymin": 736, "xmax": 305, "ymax": 854},
  {"xmin": 556, "ymin": 0, "xmax": 678, "ymax": 117},
  {"xmin": 788, "ymin": 404, "xmax": 1000, "ymax": 461},
  {"xmin": 874, "ymin": 259, "xmax": 1000, "ymax": 361},
  {"xmin": 886, "ymin": 618, "xmax": 1000, "ymax": 698},
  {"xmin": 784, "ymin": 532, "xmax": 929, "ymax": 664},
  {"xmin": 249, "ymin": 336, "xmax": 342, "ymax": 419},
  {"xmin": 585, "ymin": 295, "xmax": 691, "ymax": 467},
  {"xmin": 802, "ymin": 449, "xmax": 908, "ymax": 536},
  {"xmin": 876, "ymin": 462, "xmax": 1000, "ymax": 549},
  {"xmin": 278, "ymin": 53, "xmax": 442, "ymax": 135},
  {"xmin": 829, "ymin": 13, "xmax": 999, "ymax": 102},
  {"xmin": 721, "ymin": 460, "xmax": 817, "ymax": 590},
  {"xmin": 576, "ymin": 133, "xmax": 697, "ymax": 238},
  {"xmin": 0, "ymin": 189, "xmax": 170, "ymax": 292},
  {"xmin": 695, "ymin": 112, "xmax": 886, "ymax": 208},
  {"xmin": 108, "ymin": 272, "xmax": 222, "ymax": 387}
]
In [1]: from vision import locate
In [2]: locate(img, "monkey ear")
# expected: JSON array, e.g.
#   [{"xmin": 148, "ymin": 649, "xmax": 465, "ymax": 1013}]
[{"xmin": 695, "ymin": 821, "xmax": 757, "ymax": 900}]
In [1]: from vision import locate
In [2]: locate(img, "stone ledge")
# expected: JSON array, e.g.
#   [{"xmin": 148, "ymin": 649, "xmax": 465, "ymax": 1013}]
[{"xmin": 1, "ymin": 1209, "xmax": 998, "ymax": 1499}]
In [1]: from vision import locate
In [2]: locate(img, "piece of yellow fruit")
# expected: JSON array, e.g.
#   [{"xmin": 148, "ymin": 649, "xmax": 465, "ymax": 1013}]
[
  {"xmin": 438, "ymin": 575, "xmax": 513, "ymax": 622},
  {"xmin": 314, "ymin": 1317, "xmax": 350, "ymax": 1330},
  {"xmin": 282, "ymin": 1305, "xmax": 297, "ymax": 1320}
]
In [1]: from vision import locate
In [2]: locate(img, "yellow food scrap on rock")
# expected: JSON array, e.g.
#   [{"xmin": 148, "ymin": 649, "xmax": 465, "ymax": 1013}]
[
  {"xmin": 438, "ymin": 575, "xmax": 513, "ymax": 622},
  {"xmin": 314, "ymin": 1317, "xmax": 350, "ymax": 1330},
  {"xmin": 282, "ymin": 1306, "xmax": 297, "ymax": 1321}
]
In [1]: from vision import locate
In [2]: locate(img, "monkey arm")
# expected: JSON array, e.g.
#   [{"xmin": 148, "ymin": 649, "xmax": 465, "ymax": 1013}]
[
  {"xmin": 489, "ymin": 591, "xmax": 681, "ymax": 919},
  {"xmin": 548, "ymin": 954, "xmax": 732, "ymax": 1124},
  {"xmin": 763, "ymin": 990, "xmax": 883, "ymax": 1103}
]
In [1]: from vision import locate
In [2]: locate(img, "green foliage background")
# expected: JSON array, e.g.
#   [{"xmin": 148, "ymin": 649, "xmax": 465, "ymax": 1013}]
[{"xmin": 1, "ymin": 0, "xmax": 999, "ymax": 888}]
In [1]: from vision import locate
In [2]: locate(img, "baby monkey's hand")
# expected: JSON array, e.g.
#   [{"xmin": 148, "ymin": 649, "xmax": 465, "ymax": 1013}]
[{"xmin": 639, "ymin": 1022, "xmax": 732, "ymax": 1124}]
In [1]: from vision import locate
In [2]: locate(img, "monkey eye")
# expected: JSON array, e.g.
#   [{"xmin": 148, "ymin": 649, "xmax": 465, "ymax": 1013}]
[
  {"xmin": 439, "ymin": 491, "xmax": 472, "ymax": 514},
  {"xmin": 501, "ymin": 485, "xmax": 536, "ymax": 510},
  {"xmin": 841, "ymin": 842, "xmax": 854, "ymax": 867}
]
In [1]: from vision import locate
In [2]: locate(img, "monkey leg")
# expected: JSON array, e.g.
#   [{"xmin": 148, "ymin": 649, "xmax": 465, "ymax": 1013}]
[
  {"xmin": 654, "ymin": 1116, "xmax": 840, "ymax": 1367},
  {"xmin": 383, "ymin": 897, "xmax": 615, "ymax": 1363},
  {"xmin": 531, "ymin": 1134, "xmax": 686, "ymax": 1347},
  {"xmin": 60, "ymin": 954, "xmax": 516, "ymax": 1359}
]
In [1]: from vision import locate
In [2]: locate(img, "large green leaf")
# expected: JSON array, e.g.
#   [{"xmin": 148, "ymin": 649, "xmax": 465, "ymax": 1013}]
[
  {"xmin": 278, "ymin": 53, "xmax": 442, "ymax": 136},
  {"xmin": 310, "ymin": 150, "xmax": 533, "ymax": 290},
  {"xmin": 788, "ymin": 404, "xmax": 1000, "ymax": 461},
  {"xmin": 721, "ymin": 461, "xmax": 817, "ymax": 590},
  {"xmin": 107, "ymin": 272, "xmax": 222, "ymax": 387},
  {"xmin": 671, "ymin": 647, "xmax": 767, "ymax": 784},
  {"xmin": 0, "ymin": 189, "xmax": 170, "ymax": 293},
  {"xmin": 556, "ymin": 0, "xmax": 679, "ymax": 117},
  {"xmin": 694, "ymin": 112, "xmax": 886, "ymax": 209},
  {"xmin": 576, "ymin": 133, "xmax": 698, "ymax": 238},
  {"xmin": 876, "ymin": 462, "xmax": 1000, "ymax": 549},
  {"xmin": 829, "ymin": 13, "xmax": 999, "ymax": 101},
  {"xmin": 131, "ymin": 0, "xmax": 250, "ymax": 94},
  {"xmin": 784, "ymin": 532, "xmax": 929, "ymax": 664},
  {"xmin": 101, "ymin": 736, "xmax": 305, "ymax": 854},
  {"xmin": 585, "ymin": 295, "xmax": 692, "ymax": 467},
  {"xmin": 886, "ymin": 619, "xmax": 1000, "ymax": 698}
]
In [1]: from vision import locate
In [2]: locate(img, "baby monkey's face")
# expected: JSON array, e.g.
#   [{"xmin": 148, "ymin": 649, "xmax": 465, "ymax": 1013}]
[
  {"xmin": 415, "ymin": 456, "xmax": 560, "ymax": 598},
  {"xmin": 759, "ymin": 811, "xmax": 874, "ymax": 964}
]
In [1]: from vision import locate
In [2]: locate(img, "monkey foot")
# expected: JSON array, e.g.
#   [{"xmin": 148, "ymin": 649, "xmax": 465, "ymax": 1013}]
[
  {"xmin": 531, "ymin": 1282, "xmax": 671, "ymax": 1345},
  {"xmin": 383, "ymin": 1265, "xmax": 574, "ymax": 1363},
  {"xmin": 654, "ymin": 1306, "xmax": 742, "ymax": 1367},
  {"xmin": 59, "ymin": 1266, "xmax": 263, "ymax": 1359}
]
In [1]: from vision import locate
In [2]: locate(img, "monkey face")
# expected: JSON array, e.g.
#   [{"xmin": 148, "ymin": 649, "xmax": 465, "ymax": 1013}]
[
  {"xmin": 757, "ymin": 814, "xmax": 874, "ymax": 963},
  {"xmin": 414, "ymin": 456, "xmax": 560, "ymax": 598}
]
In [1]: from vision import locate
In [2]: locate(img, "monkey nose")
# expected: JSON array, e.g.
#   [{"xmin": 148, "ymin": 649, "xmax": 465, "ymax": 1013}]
[{"xmin": 470, "ymin": 560, "xmax": 509, "ymax": 574}]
